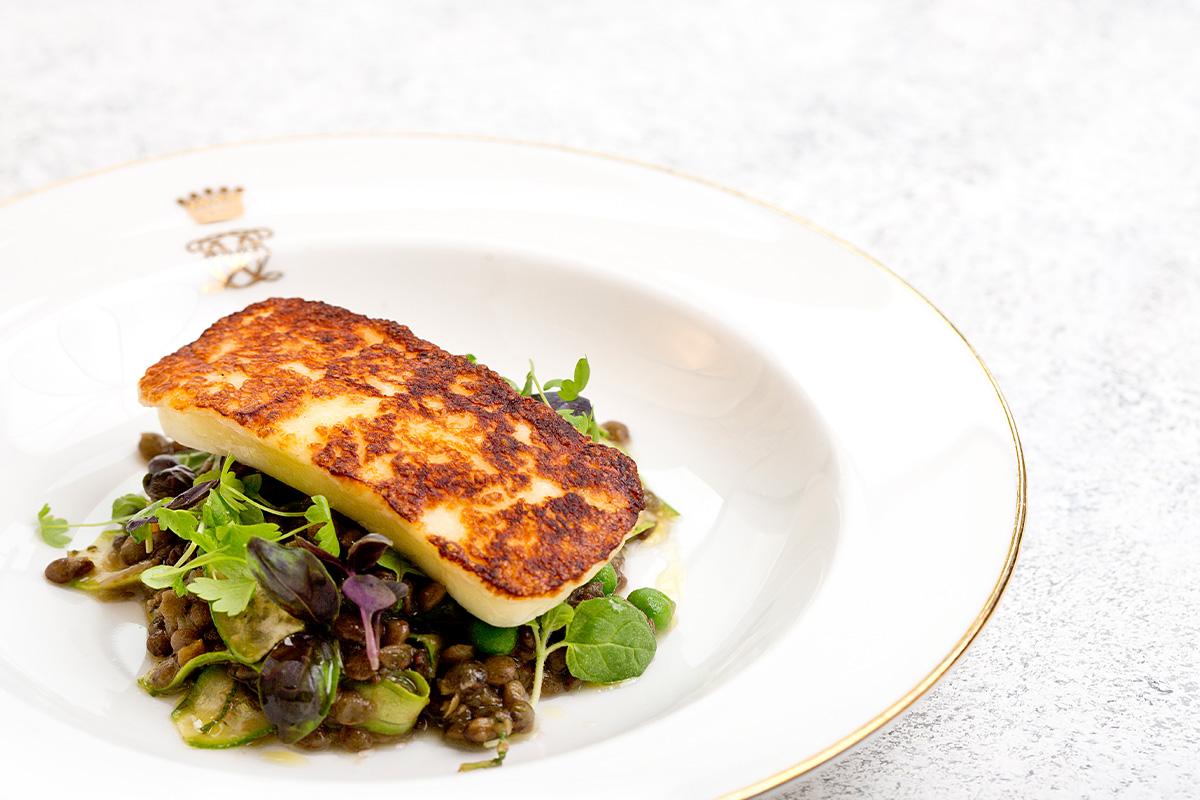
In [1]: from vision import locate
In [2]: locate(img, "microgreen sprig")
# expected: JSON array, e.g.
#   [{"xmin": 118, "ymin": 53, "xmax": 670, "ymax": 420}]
[
  {"xmin": 505, "ymin": 356, "xmax": 608, "ymax": 443},
  {"xmin": 36, "ymin": 493, "xmax": 152, "ymax": 548},
  {"xmin": 524, "ymin": 595, "xmax": 656, "ymax": 708},
  {"xmin": 127, "ymin": 455, "xmax": 340, "ymax": 615}
]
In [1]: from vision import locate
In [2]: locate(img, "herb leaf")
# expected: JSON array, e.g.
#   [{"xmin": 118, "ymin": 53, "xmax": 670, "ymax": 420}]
[
  {"xmin": 541, "ymin": 602, "xmax": 574, "ymax": 637},
  {"xmin": 172, "ymin": 449, "xmax": 215, "ymax": 472},
  {"xmin": 304, "ymin": 496, "xmax": 339, "ymax": 557},
  {"xmin": 346, "ymin": 533, "xmax": 391, "ymax": 573},
  {"xmin": 343, "ymin": 573, "xmax": 408, "ymax": 670},
  {"xmin": 189, "ymin": 574, "xmax": 258, "ymax": 615},
  {"xmin": 562, "ymin": 596, "xmax": 656, "ymax": 683},
  {"xmin": 37, "ymin": 505, "xmax": 71, "ymax": 548},
  {"xmin": 246, "ymin": 537, "xmax": 340, "ymax": 626},
  {"xmin": 526, "ymin": 602, "xmax": 575, "ymax": 707},
  {"xmin": 556, "ymin": 357, "xmax": 591, "ymax": 401},
  {"xmin": 259, "ymin": 633, "xmax": 340, "ymax": 744},
  {"xmin": 111, "ymin": 494, "xmax": 149, "ymax": 520},
  {"xmin": 376, "ymin": 549, "xmax": 425, "ymax": 580},
  {"xmin": 155, "ymin": 506, "xmax": 203, "ymax": 546}
]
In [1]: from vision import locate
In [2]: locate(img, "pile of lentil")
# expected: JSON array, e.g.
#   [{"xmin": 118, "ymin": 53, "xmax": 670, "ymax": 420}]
[{"xmin": 45, "ymin": 433, "xmax": 645, "ymax": 755}]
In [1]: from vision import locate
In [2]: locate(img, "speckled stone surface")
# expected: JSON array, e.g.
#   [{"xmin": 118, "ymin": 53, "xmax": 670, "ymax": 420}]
[{"xmin": 2, "ymin": 2, "xmax": 1198, "ymax": 796}]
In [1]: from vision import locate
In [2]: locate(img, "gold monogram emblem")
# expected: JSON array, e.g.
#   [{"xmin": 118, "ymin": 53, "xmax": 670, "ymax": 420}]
[
  {"xmin": 188, "ymin": 228, "xmax": 280, "ymax": 292},
  {"xmin": 177, "ymin": 187, "xmax": 244, "ymax": 224}
]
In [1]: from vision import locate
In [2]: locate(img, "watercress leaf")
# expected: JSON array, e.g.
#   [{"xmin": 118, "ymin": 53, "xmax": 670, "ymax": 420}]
[
  {"xmin": 539, "ymin": 602, "xmax": 575, "ymax": 637},
  {"xmin": 36, "ymin": 505, "xmax": 72, "ymax": 548},
  {"xmin": 246, "ymin": 537, "xmax": 340, "ymax": 626},
  {"xmin": 110, "ymin": 494, "xmax": 149, "ymax": 520},
  {"xmin": 188, "ymin": 575, "xmax": 257, "ymax": 615},
  {"xmin": 304, "ymin": 496, "xmax": 338, "ymax": 557},
  {"xmin": 528, "ymin": 601, "xmax": 577, "ymax": 707},
  {"xmin": 563, "ymin": 595, "xmax": 657, "ymax": 683},
  {"xmin": 259, "ymin": 633, "xmax": 340, "ymax": 744},
  {"xmin": 347, "ymin": 533, "xmax": 392, "ymax": 573}
]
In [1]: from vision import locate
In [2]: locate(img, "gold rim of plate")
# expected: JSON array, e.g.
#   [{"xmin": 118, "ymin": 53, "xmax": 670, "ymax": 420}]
[{"xmin": 0, "ymin": 131, "xmax": 1028, "ymax": 798}]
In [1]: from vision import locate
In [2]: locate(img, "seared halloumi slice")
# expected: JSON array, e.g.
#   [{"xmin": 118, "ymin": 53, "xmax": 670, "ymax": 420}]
[{"xmin": 138, "ymin": 298, "xmax": 644, "ymax": 626}]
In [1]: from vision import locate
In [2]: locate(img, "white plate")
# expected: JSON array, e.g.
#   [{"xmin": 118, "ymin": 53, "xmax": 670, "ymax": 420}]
[{"xmin": 0, "ymin": 134, "xmax": 1024, "ymax": 799}]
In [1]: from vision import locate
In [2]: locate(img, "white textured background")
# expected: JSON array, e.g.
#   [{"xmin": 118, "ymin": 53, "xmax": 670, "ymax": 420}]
[{"xmin": 2, "ymin": 1, "xmax": 1198, "ymax": 797}]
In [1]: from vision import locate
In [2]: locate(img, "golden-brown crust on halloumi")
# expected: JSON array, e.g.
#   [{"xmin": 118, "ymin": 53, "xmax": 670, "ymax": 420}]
[{"xmin": 138, "ymin": 298, "xmax": 643, "ymax": 611}]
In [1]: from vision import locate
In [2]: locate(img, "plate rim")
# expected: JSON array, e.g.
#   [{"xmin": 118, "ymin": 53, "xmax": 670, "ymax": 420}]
[{"xmin": 0, "ymin": 131, "xmax": 1027, "ymax": 797}]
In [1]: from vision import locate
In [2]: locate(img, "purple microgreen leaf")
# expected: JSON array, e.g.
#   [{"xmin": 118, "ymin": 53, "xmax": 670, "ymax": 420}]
[
  {"xmin": 384, "ymin": 578, "xmax": 411, "ymax": 604},
  {"xmin": 293, "ymin": 536, "xmax": 348, "ymax": 580},
  {"xmin": 342, "ymin": 573, "xmax": 398, "ymax": 615},
  {"xmin": 246, "ymin": 537, "xmax": 340, "ymax": 626},
  {"xmin": 259, "ymin": 633, "xmax": 340, "ymax": 744},
  {"xmin": 342, "ymin": 573, "xmax": 401, "ymax": 671},
  {"xmin": 166, "ymin": 479, "xmax": 218, "ymax": 510},
  {"xmin": 124, "ymin": 498, "xmax": 167, "ymax": 539},
  {"xmin": 347, "ymin": 533, "xmax": 392, "ymax": 574}
]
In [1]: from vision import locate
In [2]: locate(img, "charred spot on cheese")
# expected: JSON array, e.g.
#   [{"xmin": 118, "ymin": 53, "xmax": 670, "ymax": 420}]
[{"xmin": 137, "ymin": 298, "xmax": 644, "ymax": 626}]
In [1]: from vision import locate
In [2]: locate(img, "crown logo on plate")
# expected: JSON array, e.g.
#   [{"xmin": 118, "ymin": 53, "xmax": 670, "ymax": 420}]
[{"xmin": 177, "ymin": 186, "xmax": 244, "ymax": 224}]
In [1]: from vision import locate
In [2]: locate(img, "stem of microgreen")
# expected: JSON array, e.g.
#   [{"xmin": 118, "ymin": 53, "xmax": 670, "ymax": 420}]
[
  {"xmin": 221, "ymin": 484, "xmax": 309, "ymax": 518},
  {"xmin": 528, "ymin": 637, "xmax": 566, "ymax": 708},
  {"xmin": 173, "ymin": 541, "xmax": 197, "ymax": 568},
  {"xmin": 458, "ymin": 728, "xmax": 509, "ymax": 771},
  {"xmin": 526, "ymin": 361, "xmax": 554, "ymax": 411}
]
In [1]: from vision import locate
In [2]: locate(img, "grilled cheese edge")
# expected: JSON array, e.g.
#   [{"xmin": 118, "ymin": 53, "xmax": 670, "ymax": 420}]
[{"xmin": 155, "ymin": 405, "xmax": 622, "ymax": 627}]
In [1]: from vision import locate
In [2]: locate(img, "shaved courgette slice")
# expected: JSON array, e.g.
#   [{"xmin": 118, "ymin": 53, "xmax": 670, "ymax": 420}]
[
  {"xmin": 211, "ymin": 583, "xmax": 304, "ymax": 663},
  {"xmin": 171, "ymin": 665, "xmax": 273, "ymax": 748},
  {"xmin": 68, "ymin": 529, "xmax": 154, "ymax": 598},
  {"xmin": 351, "ymin": 670, "xmax": 431, "ymax": 736},
  {"xmin": 139, "ymin": 650, "xmax": 253, "ymax": 696}
]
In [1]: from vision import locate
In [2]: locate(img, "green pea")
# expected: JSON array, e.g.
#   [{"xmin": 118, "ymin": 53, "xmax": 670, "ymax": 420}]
[
  {"xmin": 588, "ymin": 563, "xmax": 618, "ymax": 595},
  {"xmin": 468, "ymin": 619, "xmax": 518, "ymax": 655},
  {"xmin": 627, "ymin": 587, "xmax": 674, "ymax": 632}
]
